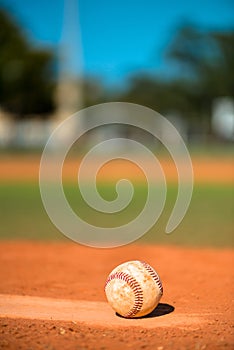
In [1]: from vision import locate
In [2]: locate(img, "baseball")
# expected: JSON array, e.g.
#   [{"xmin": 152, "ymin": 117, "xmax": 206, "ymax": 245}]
[{"xmin": 105, "ymin": 260, "xmax": 163, "ymax": 318}]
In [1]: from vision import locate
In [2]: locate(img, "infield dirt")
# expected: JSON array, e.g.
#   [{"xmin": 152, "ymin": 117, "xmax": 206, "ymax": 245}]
[
  {"xmin": 0, "ymin": 155, "xmax": 233, "ymax": 183},
  {"xmin": 0, "ymin": 242, "xmax": 233, "ymax": 349}
]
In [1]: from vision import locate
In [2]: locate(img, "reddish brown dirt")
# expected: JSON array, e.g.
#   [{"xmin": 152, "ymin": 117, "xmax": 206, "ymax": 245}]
[
  {"xmin": 0, "ymin": 155, "xmax": 233, "ymax": 183},
  {"xmin": 0, "ymin": 242, "xmax": 233, "ymax": 349}
]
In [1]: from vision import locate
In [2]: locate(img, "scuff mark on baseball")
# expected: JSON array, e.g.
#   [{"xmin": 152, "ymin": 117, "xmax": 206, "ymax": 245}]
[{"xmin": 104, "ymin": 260, "xmax": 163, "ymax": 318}]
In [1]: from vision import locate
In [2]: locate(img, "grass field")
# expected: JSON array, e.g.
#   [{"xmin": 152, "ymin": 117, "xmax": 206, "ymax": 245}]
[{"xmin": 1, "ymin": 181, "xmax": 233, "ymax": 247}]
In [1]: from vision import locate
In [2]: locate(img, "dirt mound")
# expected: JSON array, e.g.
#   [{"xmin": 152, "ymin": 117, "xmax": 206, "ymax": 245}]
[{"xmin": 0, "ymin": 242, "xmax": 233, "ymax": 349}]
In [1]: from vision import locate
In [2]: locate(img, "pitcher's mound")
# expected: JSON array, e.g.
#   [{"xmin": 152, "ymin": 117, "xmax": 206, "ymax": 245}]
[{"xmin": 0, "ymin": 294, "xmax": 207, "ymax": 329}]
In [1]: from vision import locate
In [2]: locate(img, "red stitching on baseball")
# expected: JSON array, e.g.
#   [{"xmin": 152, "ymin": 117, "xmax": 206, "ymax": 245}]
[
  {"xmin": 140, "ymin": 261, "xmax": 163, "ymax": 294},
  {"xmin": 105, "ymin": 272, "xmax": 143, "ymax": 318}
]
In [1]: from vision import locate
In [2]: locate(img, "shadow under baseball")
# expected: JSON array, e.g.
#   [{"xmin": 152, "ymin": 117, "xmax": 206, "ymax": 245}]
[
  {"xmin": 116, "ymin": 303, "xmax": 175, "ymax": 319},
  {"xmin": 143, "ymin": 303, "xmax": 175, "ymax": 318}
]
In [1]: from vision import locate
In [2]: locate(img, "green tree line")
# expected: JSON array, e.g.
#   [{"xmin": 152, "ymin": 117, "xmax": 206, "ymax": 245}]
[
  {"xmin": 0, "ymin": 10, "xmax": 55, "ymax": 118},
  {"xmin": 0, "ymin": 9, "xmax": 233, "ymax": 136}
]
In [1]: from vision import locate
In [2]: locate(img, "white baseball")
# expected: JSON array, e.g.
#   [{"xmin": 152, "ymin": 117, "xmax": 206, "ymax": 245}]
[{"xmin": 105, "ymin": 260, "xmax": 163, "ymax": 318}]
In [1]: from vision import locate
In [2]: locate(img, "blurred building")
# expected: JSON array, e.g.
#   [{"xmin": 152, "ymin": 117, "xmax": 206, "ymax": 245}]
[{"xmin": 212, "ymin": 97, "xmax": 234, "ymax": 141}]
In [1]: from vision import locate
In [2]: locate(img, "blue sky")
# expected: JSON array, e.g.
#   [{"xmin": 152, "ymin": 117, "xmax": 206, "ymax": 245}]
[{"xmin": 1, "ymin": 0, "xmax": 234, "ymax": 86}]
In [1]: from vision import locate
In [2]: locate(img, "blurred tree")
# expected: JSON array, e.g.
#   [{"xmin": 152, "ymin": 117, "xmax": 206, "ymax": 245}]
[
  {"xmin": 81, "ymin": 77, "xmax": 105, "ymax": 107},
  {"xmin": 120, "ymin": 75, "xmax": 194, "ymax": 115},
  {"xmin": 0, "ymin": 10, "xmax": 56, "ymax": 118},
  {"xmin": 165, "ymin": 24, "xmax": 234, "ymax": 132},
  {"xmin": 120, "ymin": 75, "xmax": 163, "ymax": 110},
  {"xmin": 119, "ymin": 24, "xmax": 234, "ymax": 137},
  {"xmin": 166, "ymin": 25, "xmax": 234, "ymax": 95},
  {"xmin": 202, "ymin": 31, "xmax": 234, "ymax": 96}
]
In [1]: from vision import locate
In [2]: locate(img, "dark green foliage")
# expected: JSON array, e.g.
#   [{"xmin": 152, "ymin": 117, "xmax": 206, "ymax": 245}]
[
  {"xmin": 0, "ymin": 10, "xmax": 56, "ymax": 118},
  {"xmin": 119, "ymin": 25, "xmax": 234, "ymax": 136}
]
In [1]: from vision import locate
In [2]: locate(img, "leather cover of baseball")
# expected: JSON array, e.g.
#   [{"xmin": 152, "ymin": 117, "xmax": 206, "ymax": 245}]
[{"xmin": 105, "ymin": 260, "xmax": 163, "ymax": 318}]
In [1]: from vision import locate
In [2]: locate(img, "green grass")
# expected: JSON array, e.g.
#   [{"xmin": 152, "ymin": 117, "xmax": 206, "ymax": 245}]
[{"xmin": 0, "ymin": 181, "xmax": 233, "ymax": 248}]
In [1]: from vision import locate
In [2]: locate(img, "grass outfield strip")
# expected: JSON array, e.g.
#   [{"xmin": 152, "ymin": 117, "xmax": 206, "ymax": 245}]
[{"xmin": 0, "ymin": 182, "xmax": 233, "ymax": 248}]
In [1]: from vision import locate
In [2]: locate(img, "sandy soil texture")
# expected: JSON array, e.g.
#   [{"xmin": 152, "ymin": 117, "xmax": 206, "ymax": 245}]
[
  {"xmin": 0, "ymin": 155, "xmax": 233, "ymax": 183},
  {"xmin": 0, "ymin": 242, "xmax": 233, "ymax": 349}
]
